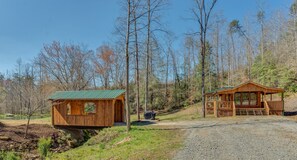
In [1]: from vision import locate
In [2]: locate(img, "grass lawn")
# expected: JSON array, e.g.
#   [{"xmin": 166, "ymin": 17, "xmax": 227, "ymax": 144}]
[
  {"xmin": 132, "ymin": 103, "xmax": 202, "ymax": 122},
  {"xmin": 0, "ymin": 116, "xmax": 51, "ymax": 126},
  {"xmin": 53, "ymin": 126, "xmax": 183, "ymax": 160}
]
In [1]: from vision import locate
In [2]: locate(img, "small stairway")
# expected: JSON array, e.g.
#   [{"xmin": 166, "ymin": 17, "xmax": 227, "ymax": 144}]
[{"xmin": 236, "ymin": 108, "xmax": 266, "ymax": 116}]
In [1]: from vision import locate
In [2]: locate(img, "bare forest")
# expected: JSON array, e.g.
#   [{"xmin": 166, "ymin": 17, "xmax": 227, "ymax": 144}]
[{"xmin": 0, "ymin": 0, "xmax": 296, "ymax": 120}]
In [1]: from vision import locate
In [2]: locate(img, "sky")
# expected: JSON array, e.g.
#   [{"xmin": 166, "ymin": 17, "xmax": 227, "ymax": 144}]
[{"xmin": 0, "ymin": 0, "xmax": 293, "ymax": 73}]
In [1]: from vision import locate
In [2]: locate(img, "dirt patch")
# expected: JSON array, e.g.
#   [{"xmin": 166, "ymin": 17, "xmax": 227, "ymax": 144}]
[
  {"xmin": 0, "ymin": 123, "xmax": 80, "ymax": 159},
  {"xmin": 0, "ymin": 124, "xmax": 57, "ymax": 158}
]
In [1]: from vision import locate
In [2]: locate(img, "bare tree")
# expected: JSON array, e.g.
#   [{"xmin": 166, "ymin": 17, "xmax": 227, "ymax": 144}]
[
  {"xmin": 93, "ymin": 45, "xmax": 115, "ymax": 89},
  {"xmin": 144, "ymin": 0, "xmax": 151, "ymax": 113},
  {"xmin": 192, "ymin": 0, "xmax": 217, "ymax": 118},
  {"xmin": 37, "ymin": 41, "xmax": 94, "ymax": 91},
  {"xmin": 125, "ymin": 0, "xmax": 132, "ymax": 131},
  {"xmin": 132, "ymin": 0, "xmax": 141, "ymax": 121},
  {"xmin": 257, "ymin": 10, "xmax": 265, "ymax": 65},
  {"xmin": 290, "ymin": 0, "xmax": 297, "ymax": 68},
  {"xmin": 144, "ymin": 0, "xmax": 167, "ymax": 112}
]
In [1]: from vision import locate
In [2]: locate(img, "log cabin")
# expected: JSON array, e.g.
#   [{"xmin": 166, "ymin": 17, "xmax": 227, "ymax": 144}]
[
  {"xmin": 205, "ymin": 81, "xmax": 284, "ymax": 117},
  {"xmin": 49, "ymin": 90, "xmax": 125, "ymax": 127}
]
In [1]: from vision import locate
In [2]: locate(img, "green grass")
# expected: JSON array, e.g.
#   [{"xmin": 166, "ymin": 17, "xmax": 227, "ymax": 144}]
[{"xmin": 53, "ymin": 126, "xmax": 183, "ymax": 160}]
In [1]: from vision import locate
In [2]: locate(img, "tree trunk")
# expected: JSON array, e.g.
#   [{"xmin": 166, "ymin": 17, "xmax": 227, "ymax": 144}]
[
  {"xmin": 125, "ymin": 0, "xmax": 131, "ymax": 132},
  {"xmin": 201, "ymin": 54, "xmax": 206, "ymax": 118},
  {"xmin": 261, "ymin": 21, "xmax": 264, "ymax": 65},
  {"xmin": 201, "ymin": 33, "xmax": 206, "ymax": 118},
  {"xmin": 25, "ymin": 115, "xmax": 31, "ymax": 138},
  {"xmin": 165, "ymin": 52, "xmax": 169, "ymax": 98},
  {"xmin": 294, "ymin": 17, "xmax": 297, "ymax": 68},
  {"xmin": 133, "ymin": 2, "xmax": 140, "ymax": 121},
  {"xmin": 220, "ymin": 43, "xmax": 224, "ymax": 87},
  {"xmin": 215, "ymin": 23, "xmax": 220, "ymax": 87},
  {"xmin": 230, "ymin": 33, "xmax": 235, "ymax": 85},
  {"xmin": 145, "ymin": 0, "xmax": 151, "ymax": 113}
]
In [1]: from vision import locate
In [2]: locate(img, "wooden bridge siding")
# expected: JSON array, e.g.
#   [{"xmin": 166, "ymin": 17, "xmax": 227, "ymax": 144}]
[
  {"xmin": 53, "ymin": 99, "xmax": 115, "ymax": 127},
  {"xmin": 101, "ymin": 100, "xmax": 113, "ymax": 126}
]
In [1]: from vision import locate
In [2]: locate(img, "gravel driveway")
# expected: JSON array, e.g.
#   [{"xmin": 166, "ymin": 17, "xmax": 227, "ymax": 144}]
[{"xmin": 173, "ymin": 116, "xmax": 297, "ymax": 160}]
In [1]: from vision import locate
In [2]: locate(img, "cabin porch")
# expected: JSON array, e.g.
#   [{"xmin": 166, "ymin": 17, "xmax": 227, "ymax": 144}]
[{"xmin": 205, "ymin": 81, "xmax": 284, "ymax": 117}]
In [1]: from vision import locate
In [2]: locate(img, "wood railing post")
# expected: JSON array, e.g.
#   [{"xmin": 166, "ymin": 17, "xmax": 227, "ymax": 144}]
[
  {"xmin": 282, "ymin": 92, "xmax": 284, "ymax": 116},
  {"xmin": 233, "ymin": 101, "xmax": 236, "ymax": 117},
  {"xmin": 264, "ymin": 101, "xmax": 270, "ymax": 115},
  {"xmin": 214, "ymin": 101, "xmax": 217, "ymax": 118}
]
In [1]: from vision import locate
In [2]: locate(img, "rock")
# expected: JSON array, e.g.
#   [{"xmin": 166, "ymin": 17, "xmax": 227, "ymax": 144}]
[{"xmin": 0, "ymin": 136, "xmax": 11, "ymax": 141}]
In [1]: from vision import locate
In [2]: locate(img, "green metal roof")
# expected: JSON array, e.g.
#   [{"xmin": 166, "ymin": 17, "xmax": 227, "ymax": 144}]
[
  {"xmin": 207, "ymin": 86, "xmax": 234, "ymax": 94},
  {"xmin": 48, "ymin": 90, "xmax": 125, "ymax": 100}
]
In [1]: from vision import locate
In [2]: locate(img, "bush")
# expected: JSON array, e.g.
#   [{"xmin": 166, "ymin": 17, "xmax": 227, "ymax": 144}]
[
  {"xmin": 0, "ymin": 151, "xmax": 20, "ymax": 160},
  {"xmin": 37, "ymin": 137, "xmax": 51, "ymax": 159}
]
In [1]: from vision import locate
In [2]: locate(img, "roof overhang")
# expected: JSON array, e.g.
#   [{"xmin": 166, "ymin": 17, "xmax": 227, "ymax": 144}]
[{"xmin": 206, "ymin": 81, "xmax": 284, "ymax": 96}]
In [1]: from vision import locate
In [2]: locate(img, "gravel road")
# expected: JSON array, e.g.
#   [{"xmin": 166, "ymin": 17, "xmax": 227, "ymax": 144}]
[{"xmin": 173, "ymin": 116, "xmax": 297, "ymax": 160}]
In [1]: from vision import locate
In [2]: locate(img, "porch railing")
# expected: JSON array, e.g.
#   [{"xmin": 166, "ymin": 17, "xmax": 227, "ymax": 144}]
[
  {"xmin": 206, "ymin": 100, "xmax": 283, "ymax": 117},
  {"xmin": 266, "ymin": 101, "xmax": 284, "ymax": 115},
  {"xmin": 264, "ymin": 100, "xmax": 270, "ymax": 115}
]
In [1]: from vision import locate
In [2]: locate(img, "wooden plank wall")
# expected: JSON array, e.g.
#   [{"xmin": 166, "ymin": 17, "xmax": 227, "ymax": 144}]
[
  {"xmin": 53, "ymin": 99, "xmax": 116, "ymax": 127},
  {"xmin": 267, "ymin": 101, "xmax": 284, "ymax": 115},
  {"xmin": 114, "ymin": 100, "xmax": 123, "ymax": 122},
  {"xmin": 267, "ymin": 101, "xmax": 283, "ymax": 110}
]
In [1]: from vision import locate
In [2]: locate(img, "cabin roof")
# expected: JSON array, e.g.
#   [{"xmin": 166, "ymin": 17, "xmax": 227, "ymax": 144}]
[
  {"xmin": 208, "ymin": 86, "xmax": 234, "ymax": 93},
  {"xmin": 48, "ymin": 90, "xmax": 125, "ymax": 100},
  {"xmin": 206, "ymin": 81, "xmax": 284, "ymax": 95}
]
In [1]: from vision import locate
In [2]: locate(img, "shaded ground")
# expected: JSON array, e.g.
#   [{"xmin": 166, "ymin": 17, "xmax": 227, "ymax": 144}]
[{"xmin": 173, "ymin": 116, "xmax": 297, "ymax": 160}]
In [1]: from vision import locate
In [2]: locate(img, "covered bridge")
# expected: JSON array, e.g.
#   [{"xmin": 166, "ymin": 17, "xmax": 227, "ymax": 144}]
[
  {"xmin": 206, "ymin": 81, "xmax": 284, "ymax": 117},
  {"xmin": 49, "ymin": 90, "xmax": 125, "ymax": 127}
]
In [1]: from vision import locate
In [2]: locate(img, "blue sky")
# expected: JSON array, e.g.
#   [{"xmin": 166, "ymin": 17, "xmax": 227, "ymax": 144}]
[{"xmin": 0, "ymin": 0, "xmax": 293, "ymax": 73}]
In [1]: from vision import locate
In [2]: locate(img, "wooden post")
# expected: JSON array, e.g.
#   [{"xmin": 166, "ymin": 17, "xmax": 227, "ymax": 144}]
[
  {"xmin": 51, "ymin": 101, "xmax": 54, "ymax": 126},
  {"xmin": 112, "ymin": 99, "xmax": 116, "ymax": 125},
  {"xmin": 214, "ymin": 101, "xmax": 217, "ymax": 118},
  {"xmin": 205, "ymin": 95, "xmax": 208, "ymax": 112},
  {"xmin": 270, "ymin": 94, "xmax": 272, "ymax": 101},
  {"xmin": 233, "ymin": 101, "xmax": 236, "ymax": 117},
  {"xmin": 121, "ymin": 96, "xmax": 126, "ymax": 123},
  {"xmin": 263, "ymin": 92, "xmax": 269, "ymax": 115},
  {"xmin": 240, "ymin": 92, "xmax": 242, "ymax": 106},
  {"xmin": 282, "ymin": 92, "xmax": 284, "ymax": 116}
]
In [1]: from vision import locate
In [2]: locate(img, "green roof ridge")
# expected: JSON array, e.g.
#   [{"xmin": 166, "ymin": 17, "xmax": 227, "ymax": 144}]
[{"xmin": 49, "ymin": 89, "xmax": 125, "ymax": 100}]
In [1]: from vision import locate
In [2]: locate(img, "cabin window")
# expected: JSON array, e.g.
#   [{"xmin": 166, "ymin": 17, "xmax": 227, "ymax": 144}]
[
  {"xmin": 66, "ymin": 103, "xmax": 71, "ymax": 115},
  {"xmin": 84, "ymin": 102, "xmax": 96, "ymax": 114},
  {"xmin": 250, "ymin": 93, "xmax": 257, "ymax": 105},
  {"xmin": 241, "ymin": 93, "xmax": 249, "ymax": 105},
  {"xmin": 235, "ymin": 93, "xmax": 241, "ymax": 105}
]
